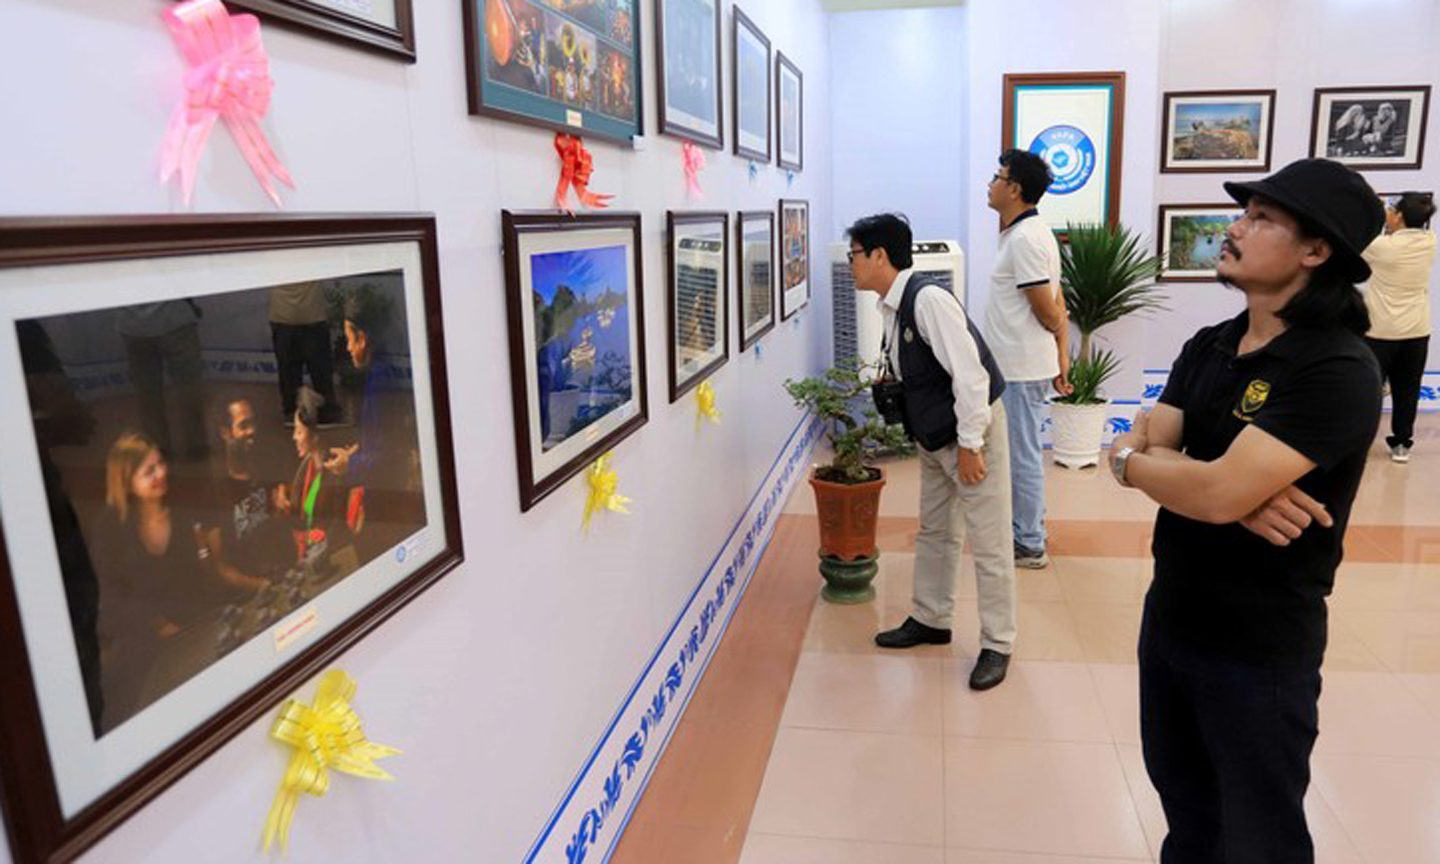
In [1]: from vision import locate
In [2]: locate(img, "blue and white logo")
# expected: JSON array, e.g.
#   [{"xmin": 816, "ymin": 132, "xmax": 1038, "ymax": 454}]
[{"xmin": 1029, "ymin": 125, "xmax": 1096, "ymax": 196}]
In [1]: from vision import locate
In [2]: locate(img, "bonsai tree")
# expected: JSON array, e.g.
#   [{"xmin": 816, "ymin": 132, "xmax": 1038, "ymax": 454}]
[
  {"xmin": 785, "ymin": 358, "xmax": 912, "ymax": 483},
  {"xmin": 1054, "ymin": 222, "xmax": 1166, "ymax": 405}
]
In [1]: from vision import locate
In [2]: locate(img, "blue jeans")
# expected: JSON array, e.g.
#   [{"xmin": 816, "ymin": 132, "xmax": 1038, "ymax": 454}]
[{"xmin": 1001, "ymin": 378, "xmax": 1048, "ymax": 551}]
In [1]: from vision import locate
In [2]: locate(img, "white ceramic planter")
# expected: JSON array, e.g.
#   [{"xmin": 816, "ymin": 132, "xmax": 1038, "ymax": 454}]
[{"xmin": 1050, "ymin": 402, "xmax": 1108, "ymax": 469}]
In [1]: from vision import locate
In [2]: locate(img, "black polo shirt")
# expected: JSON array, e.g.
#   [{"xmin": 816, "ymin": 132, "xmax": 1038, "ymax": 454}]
[{"xmin": 1147, "ymin": 311, "xmax": 1381, "ymax": 667}]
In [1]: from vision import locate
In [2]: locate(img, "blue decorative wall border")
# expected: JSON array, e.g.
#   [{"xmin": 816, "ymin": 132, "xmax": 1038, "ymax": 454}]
[{"xmin": 522, "ymin": 413, "xmax": 825, "ymax": 864}]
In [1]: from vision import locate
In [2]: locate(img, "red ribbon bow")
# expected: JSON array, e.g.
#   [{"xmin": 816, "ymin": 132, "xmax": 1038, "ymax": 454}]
[
  {"xmin": 682, "ymin": 141, "xmax": 706, "ymax": 199},
  {"xmin": 160, "ymin": 0, "xmax": 295, "ymax": 207},
  {"xmin": 554, "ymin": 134, "xmax": 613, "ymax": 212}
]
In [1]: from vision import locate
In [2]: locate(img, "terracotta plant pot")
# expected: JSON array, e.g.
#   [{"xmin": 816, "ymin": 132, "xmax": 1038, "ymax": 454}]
[{"xmin": 809, "ymin": 467, "xmax": 885, "ymax": 562}]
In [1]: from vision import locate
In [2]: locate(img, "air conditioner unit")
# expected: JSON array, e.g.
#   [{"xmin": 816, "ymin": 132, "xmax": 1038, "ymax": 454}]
[{"xmin": 830, "ymin": 239, "xmax": 967, "ymax": 370}]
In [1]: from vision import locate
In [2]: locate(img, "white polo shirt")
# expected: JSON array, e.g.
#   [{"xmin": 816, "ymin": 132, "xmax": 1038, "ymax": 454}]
[{"xmin": 983, "ymin": 209, "xmax": 1062, "ymax": 382}]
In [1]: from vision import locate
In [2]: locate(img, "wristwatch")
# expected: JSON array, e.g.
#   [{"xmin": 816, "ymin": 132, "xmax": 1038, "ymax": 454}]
[{"xmin": 1111, "ymin": 446, "xmax": 1136, "ymax": 487}]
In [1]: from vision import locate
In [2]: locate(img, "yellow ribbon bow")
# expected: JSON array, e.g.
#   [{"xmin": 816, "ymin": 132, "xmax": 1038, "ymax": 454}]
[
  {"xmin": 695, "ymin": 380, "xmax": 722, "ymax": 427},
  {"xmin": 582, "ymin": 451, "xmax": 631, "ymax": 532},
  {"xmin": 263, "ymin": 670, "xmax": 400, "ymax": 853}
]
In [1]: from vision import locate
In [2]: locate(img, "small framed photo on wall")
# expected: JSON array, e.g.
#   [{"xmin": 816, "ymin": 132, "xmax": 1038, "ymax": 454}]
[
  {"xmin": 656, "ymin": 0, "xmax": 724, "ymax": 148},
  {"xmin": 228, "ymin": 0, "xmax": 417, "ymax": 60},
  {"xmin": 666, "ymin": 211, "xmax": 729, "ymax": 401},
  {"xmin": 776, "ymin": 51, "xmax": 804, "ymax": 171},
  {"xmin": 737, "ymin": 210, "xmax": 776, "ymax": 350},
  {"xmin": 501, "ymin": 211, "xmax": 648, "ymax": 512},
  {"xmin": 779, "ymin": 199, "xmax": 810, "ymax": 319},
  {"xmin": 732, "ymin": 6, "xmax": 772, "ymax": 162},
  {"xmin": 1157, "ymin": 204, "xmax": 1244, "ymax": 282},
  {"xmin": 1311, "ymin": 85, "xmax": 1431, "ymax": 171},
  {"xmin": 1161, "ymin": 90, "xmax": 1275, "ymax": 173}
]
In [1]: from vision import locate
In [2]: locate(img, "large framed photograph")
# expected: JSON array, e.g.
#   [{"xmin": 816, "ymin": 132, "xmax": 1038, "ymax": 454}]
[
  {"xmin": 666, "ymin": 212, "xmax": 729, "ymax": 401},
  {"xmin": 227, "ymin": 0, "xmax": 417, "ymax": 60},
  {"xmin": 1157, "ymin": 204, "xmax": 1244, "ymax": 282},
  {"xmin": 1161, "ymin": 90, "xmax": 1275, "ymax": 173},
  {"xmin": 1003, "ymin": 71, "xmax": 1126, "ymax": 231},
  {"xmin": 779, "ymin": 199, "xmax": 810, "ymax": 320},
  {"xmin": 736, "ymin": 210, "xmax": 776, "ymax": 350},
  {"xmin": 776, "ymin": 51, "xmax": 804, "ymax": 171},
  {"xmin": 731, "ymin": 6, "xmax": 771, "ymax": 162},
  {"xmin": 463, "ymin": 0, "xmax": 642, "ymax": 144},
  {"xmin": 1311, "ymin": 86, "xmax": 1431, "ymax": 170},
  {"xmin": 0, "ymin": 215, "xmax": 462, "ymax": 864},
  {"xmin": 656, "ymin": 0, "xmax": 723, "ymax": 148},
  {"xmin": 502, "ymin": 211, "xmax": 648, "ymax": 512}
]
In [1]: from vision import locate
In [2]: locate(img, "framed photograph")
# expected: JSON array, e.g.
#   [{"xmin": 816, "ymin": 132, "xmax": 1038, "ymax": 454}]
[
  {"xmin": 1157, "ymin": 204, "xmax": 1244, "ymax": 282},
  {"xmin": 776, "ymin": 51, "xmax": 804, "ymax": 171},
  {"xmin": 666, "ymin": 212, "xmax": 729, "ymax": 401},
  {"xmin": 1161, "ymin": 89, "xmax": 1275, "ymax": 173},
  {"xmin": 736, "ymin": 210, "xmax": 776, "ymax": 350},
  {"xmin": 1381, "ymin": 191, "xmax": 1436, "ymax": 228},
  {"xmin": 463, "ymin": 0, "xmax": 642, "ymax": 144},
  {"xmin": 656, "ymin": 0, "xmax": 723, "ymax": 148},
  {"xmin": 1311, "ymin": 86, "xmax": 1431, "ymax": 170},
  {"xmin": 1003, "ymin": 71, "xmax": 1126, "ymax": 231},
  {"xmin": 227, "ymin": 0, "xmax": 416, "ymax": 61},
  {"xmin": 779, "ymin": 199, "xmax": 810, "ymax": 320},
  {"xmin": 0, "ymin": 215, "xmax": 462, "ymax": 864},
  {"xmin": 731, "ymin": 7, "xmax": 771, "ymax": 162},
  {"xmin": 502, "ymin": 211, "xmax": 648, "ymax": 512}
]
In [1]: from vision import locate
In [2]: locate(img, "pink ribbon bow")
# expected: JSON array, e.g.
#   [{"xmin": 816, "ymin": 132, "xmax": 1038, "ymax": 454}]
[
  {"xmin": 554, "ymin": 134, "xmax": 613, "ymax": 213},
  {"xmin": 160, "ymin": 0, "xmax": 295, "ymax": 207},
  {"xmin": 682, "ymin": 141, "xmax": 706, "ymax": 199}
]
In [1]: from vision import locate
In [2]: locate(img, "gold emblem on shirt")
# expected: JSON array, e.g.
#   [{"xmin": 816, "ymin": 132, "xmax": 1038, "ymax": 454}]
[
  {"xmin": 903, "ymin": 327, "xmax": 915, "ymax": 343},
  {"xmin": 1234, "ymin": 379, "xmax": 1271, "ymax": 421}
]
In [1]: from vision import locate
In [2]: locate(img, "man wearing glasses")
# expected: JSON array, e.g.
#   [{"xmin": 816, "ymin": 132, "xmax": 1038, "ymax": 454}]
[
  {"xmin": 982, "ymin": 149, "xmax": 1071, "ymax": 570},
  {"xmin": 851, "ymin": 213, "xmax": 1017, "ymax": 691}
]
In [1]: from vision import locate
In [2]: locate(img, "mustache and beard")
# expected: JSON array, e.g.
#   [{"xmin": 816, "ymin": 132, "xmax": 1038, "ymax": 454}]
[{"xmin": 1215, "ymin": 239, "xmax": 1241, "ymax": 289}]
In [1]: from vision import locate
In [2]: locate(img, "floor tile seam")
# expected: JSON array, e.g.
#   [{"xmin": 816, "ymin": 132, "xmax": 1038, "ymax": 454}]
[
  {"xmin": 1107, "ymin": 740, "xmax": 1161, "ymax": 864},
  {"xmin": 774, "ymin": 720, "xmax": 946, "ymax": 741},
  {"xmin": 939, "ymin": 730, "xmax": 1126, "ymax": 746},
  {"xmin": 1297, "ymin": 774, "xmax": 1369, "ymax": 863},
  {"xmin": 743, "ymin": 829, "xmax": 947, "ymax": 852},
  {"xmin": 1081, "ymin": 660, "xmax": 1138, "ymax": 745},
  {"xmin": 945, "ymin": 838, "xmax": 1153, "ymax": 861}
]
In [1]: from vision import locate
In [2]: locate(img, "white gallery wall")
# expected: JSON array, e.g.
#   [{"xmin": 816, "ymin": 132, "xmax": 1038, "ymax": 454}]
[{"xmin": 0, "ymin": 1, "xmax": 832, "ymax": 863}]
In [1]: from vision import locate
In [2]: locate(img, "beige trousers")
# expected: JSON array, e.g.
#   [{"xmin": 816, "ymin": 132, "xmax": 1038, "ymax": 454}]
[{"xmin": 911, "ymin": 401, "xmax": 1017, "ymax": 653}]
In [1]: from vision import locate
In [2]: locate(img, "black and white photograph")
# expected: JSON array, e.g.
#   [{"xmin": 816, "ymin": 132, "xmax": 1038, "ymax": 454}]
[{"xmin": 1312, "ymin": 85, "xmax": 1431, "ymax": 170}]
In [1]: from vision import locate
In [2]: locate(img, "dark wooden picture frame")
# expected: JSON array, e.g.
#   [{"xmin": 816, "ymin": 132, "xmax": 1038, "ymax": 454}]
[
  {"xmin": 666, "ymin": 211, "xmax": 729, "ymax": 402},
  {"xmin": 1311, "ymin": 85, "xmax": 1431, "ymax": 171},
  {"xmin": 1002, "ymin": 71, "xmax": 1126, "ymax": 230},
  {"xmin": 1160, "ymin": 89, "xmax": 1275, "ymax": 174},
  {"xmin": 731, "ymin": 7, "xmax": 771, "ymax": 162},
  {"xmin": 501, "ymin": 211, "xmax": 648, "ymax": 512},
  {"xmin": 655, "ymin": 0, "xmax": 724, "ymax": 149},
  {"xmin": 776, "ymin": 51, "xmax": 804, "ymax": 172},
  {"xmin": 226, "ymin": 0, "xmax": 417, "ymax": 61},
  {"xmin": 736, "ymin": 210, "xmax": 776, "ymax": 351},
  {"xmin": 1156, "ymin": 203, "xmax": 1244, "ymax": 282},
  {"xmin": 0, "ymin": 214, "xmax": 463, "ymax": 864},
  {"xmin": 462, "ymin": 0, "xmax": 644, "ymax": 144},
  {"xmin": 779, "ymin": 198, "xmax": 810, "ymax": 320}
]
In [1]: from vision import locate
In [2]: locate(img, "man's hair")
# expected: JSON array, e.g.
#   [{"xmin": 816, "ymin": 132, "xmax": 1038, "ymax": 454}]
[
  {"xmin": 998, "ymin": 149, "xmax": 1052, "ymax": 205},
  {"xmin": 1396, "ymin": 192, "xmax": 1436, "ymax": 228},
  {"xmin": 846, "ymin": 213, "xmax": 913, "ymax": 270},
  {"xmin": 214, "ymin": 396, "xmax": 251, "ymax": 433},
  {"xmin": 1277, "ymin": 216, "xmax": 1371, "ymax": 335},
  {"xmin": 344, "ymin": 292, "xmax": 384, "ymax": 339}
]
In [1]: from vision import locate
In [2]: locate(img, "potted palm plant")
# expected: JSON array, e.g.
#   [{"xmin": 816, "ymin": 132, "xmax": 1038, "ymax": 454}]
[
  {"xmin": 1051, "ymin": 223, "xmax": 1165, "ymax": 468},
  {"xmin": 785, "ymin": 359, "xmax": 911, "ymax": 603}
]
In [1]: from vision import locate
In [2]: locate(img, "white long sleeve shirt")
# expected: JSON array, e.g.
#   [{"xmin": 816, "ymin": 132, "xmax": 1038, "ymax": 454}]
[{"xmin": 878, "ymin": 269, "xmax": 993, "ymax": 450}]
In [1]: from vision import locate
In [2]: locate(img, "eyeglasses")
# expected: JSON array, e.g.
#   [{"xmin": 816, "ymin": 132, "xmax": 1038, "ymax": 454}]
[
  {"xmin": 846, "ymin": 248, "xmax": 868, "ymax": 263},
  {"xmin": 990, "ymin": 172, "xmax": 1015, "ymax": 185}
]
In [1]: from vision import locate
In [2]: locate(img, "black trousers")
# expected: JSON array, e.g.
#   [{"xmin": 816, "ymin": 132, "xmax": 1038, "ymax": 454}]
[
  {"xmin": 123, "ymin": 324, "xmax": 207, "ymax": 461},
  {"xmin": 1139, "ymin": 607, "xmax": 1321, "ymax": 864},
  {"xmin": 270, "ymin": 321, "xmax": 338, "ymax": 418},
  {"xmin": 1366, "ymin": 336, "xmax": 1429, "ymax": 449}
]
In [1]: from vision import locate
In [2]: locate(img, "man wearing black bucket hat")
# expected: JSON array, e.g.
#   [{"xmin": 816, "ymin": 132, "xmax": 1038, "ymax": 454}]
[{"xmin": 1108, "ymin": 158, "xmax": 1385, "ymax": 862}]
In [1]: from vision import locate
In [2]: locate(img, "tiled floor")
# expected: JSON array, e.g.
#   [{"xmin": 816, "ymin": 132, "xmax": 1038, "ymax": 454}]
[{"xmin": 612, "ymin": 416, "xmax": 1440, "ymax": 864}]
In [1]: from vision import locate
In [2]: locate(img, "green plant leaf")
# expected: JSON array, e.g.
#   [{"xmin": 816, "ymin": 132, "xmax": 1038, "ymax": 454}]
[{"xmin": 1060, "ymin": 222, "xmax": 1167, "ymax": 361}]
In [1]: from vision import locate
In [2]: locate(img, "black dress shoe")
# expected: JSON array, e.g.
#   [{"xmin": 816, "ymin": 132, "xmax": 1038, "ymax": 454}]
[
  {"xmin": 875, "ymin": 617, "xmax": 952, "ymax": 648},
  {"xmin": 968, "ymin": 648, "xmax": 1010, "ymax": 690}
]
